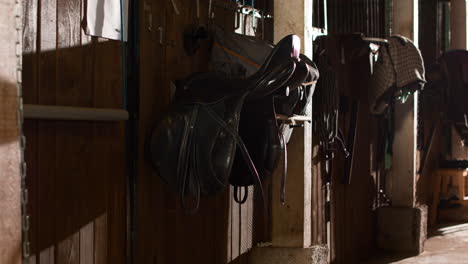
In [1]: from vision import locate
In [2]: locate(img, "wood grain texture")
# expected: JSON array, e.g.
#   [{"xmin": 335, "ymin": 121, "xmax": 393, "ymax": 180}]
[
  {"xmin": 79, "ymin": 223, "xmax": 94, "ymax": 264},
  {"xmin": 22, "ymin": 0, "xmax": 127, "ymax": 263},
  {"xmin": 327, "ymin": 55, "xmax": 377, "ymax": 264},
  {"xmin": 0, "ymin": 0, "xmax": 22, "ymax": 263},
  {"xmin": 134, "ymin": 0, "xmax": 166, "ymax": 262},
  {"xmin": 55, "ymin": 1, "xmax": 89, "ymax": 263},
  {"xmin": 56, "ymin": 233, "xmax": 80, "ymax": 264},
  {"xmin": 94, "ymin": 214, "xmax": 108, "ymax": 264},
  {"xmin": 39, "ymin": 247, "xmax": 55, "ymax": 264},
  {"xmin": 36, "ymin": 1, "xmax": 58, "ymax": 261},
  {"xmin": 311, "ymin": 144, "xmax": 326, "ymax": 245},
  {"xmin": 271, "ymin": 127, "xmax": 312, "ymax": 248},
  {"xmin": 22, "ymin": 0, "xmax": 39, "ymax": 262},
  {"xmin": 24, "ymin": 120, "xmax": 38, "ymax": 262}
]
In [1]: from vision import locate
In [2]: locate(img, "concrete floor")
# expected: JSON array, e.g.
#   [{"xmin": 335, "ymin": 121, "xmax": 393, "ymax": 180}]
[{"xmin": 366, "ymin": 223, "xmax": 468, "ymax": 264}]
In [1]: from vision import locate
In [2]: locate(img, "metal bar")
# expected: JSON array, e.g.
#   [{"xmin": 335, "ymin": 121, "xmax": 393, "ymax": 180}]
[
  {"xmin": 362, "ymin": 36, "xmax": 388, "ymax": 44},
  {"xmin": 23, "ymin": 104, "xmax": 129, "ymax": 121}
]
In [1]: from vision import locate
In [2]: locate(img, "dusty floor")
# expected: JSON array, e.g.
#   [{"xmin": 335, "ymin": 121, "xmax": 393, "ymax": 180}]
[{"xmin": 366, "ymin": 223, "xmax": 468, "ymax": 264}]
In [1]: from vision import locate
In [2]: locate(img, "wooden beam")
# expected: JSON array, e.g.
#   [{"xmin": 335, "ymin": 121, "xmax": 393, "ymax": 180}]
[
  {"xmin": 0, "ymin": 0, "xmax": 22, "ymax": 262},
  {"xmin": 23, "ymin": 104, "xmax": 129, "ymax": 121}
]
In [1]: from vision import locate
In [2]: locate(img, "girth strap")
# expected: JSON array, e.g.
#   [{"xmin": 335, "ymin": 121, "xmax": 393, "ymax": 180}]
[
  {"xmin": 203, "ymin": 104, "xmax": 266, "ymax": 206},
  {"xmin": 272, "ymin": 96, "xmax": 287, "ymax": 204},
  {"xmin": 178, "ymin": 106, "xmax": 201, "ymax": 212}
]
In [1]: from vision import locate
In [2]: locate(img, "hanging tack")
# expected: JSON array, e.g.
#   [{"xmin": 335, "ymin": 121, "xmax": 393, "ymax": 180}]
[{"xmin": 196, "ymin": 0, "xmax": 200, "ymax": 19}]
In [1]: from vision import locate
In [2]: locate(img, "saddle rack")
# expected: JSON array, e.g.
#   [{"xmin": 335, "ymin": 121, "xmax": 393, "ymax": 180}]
[{"xmin": 276, "ymin": 114, "xmax": 311, "ymax": 126}]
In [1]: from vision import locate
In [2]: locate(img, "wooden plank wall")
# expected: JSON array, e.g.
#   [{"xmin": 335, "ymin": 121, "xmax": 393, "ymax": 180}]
[
  {"xmin": 326, "ymin": 80, "xmax": 378, "ymax": 264},
  {"xmin": 317, "ymin": 1, "xmax": 387, "ymax": 263},
  {"xmin": 21, "ymin": 0, "xmax": 330, "ymax": 263},
  {"xmin": 311, "ymin": 43, "xmax": 378, "ymax": 264},
  {"xmin": 0, "ymin": 0, "xmax": 22, "ymax": 263},
  {"xmin": 136, "ymin": 0, "xmax": 274, "ymax": 263},
  {"xmin": 22, "ymin": 0, "xmax": 127, "ymax": 262}
]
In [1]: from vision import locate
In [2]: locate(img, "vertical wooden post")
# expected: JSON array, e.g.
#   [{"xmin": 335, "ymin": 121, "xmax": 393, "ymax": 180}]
[
  {"xmin": 388, "ymin": 0, "xmax": 418, "ymax": 208},
  {"xmin": 274, "ymin": 0, "xmax": 313, "ymax": 57},
  {"xmin": 250, "ymin": 2, "xmax": 330, "ymax": 262},
  {"xmin": 451, "ymin": 0, "xmax": 467, "ymax": 50},
  {"xmin": 392, "ymin": 0, "xmax": 418, "ymax": 44},
  {"xmin": 390, "ymin": 96, "xmax": 417, "ymax": 207},
  {"xmin": 272, "ymin": 0, "xmax": 313, "ymax": 249},
  {"xmin": 377, "ymin": 1, "xmax": 427, "ymax": 255},
  {"xmin": 0, "ymin": 0, "xmax": 22, "ymax": 263},
  {"xmin": 271, "ymin": 128, "xmax": 312, "ymax": 248}
]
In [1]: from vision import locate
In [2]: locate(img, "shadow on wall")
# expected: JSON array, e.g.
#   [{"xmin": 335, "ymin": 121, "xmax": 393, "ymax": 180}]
[
  {"xmin": 21, "ymin": 39, "xmax": 127, "ymax": 262},
  {"xmin": 0, "ymin": 78, "xmax": 21, "ymax": 264},
  {"xmin": 0, "ymin": 79, "xmax": 19, "ymax": 145}
]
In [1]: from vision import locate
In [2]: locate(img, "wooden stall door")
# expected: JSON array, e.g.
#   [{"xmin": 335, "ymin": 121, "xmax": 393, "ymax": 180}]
[{"xmin": 22, "ymin": 0, "xmax": 127, "ymax": 263}]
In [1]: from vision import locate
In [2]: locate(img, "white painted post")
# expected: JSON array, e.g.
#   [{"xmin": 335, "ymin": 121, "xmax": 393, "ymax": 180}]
[{"xmin": 272, "ymin": 0, "xmax": 313, "ymax": 248}]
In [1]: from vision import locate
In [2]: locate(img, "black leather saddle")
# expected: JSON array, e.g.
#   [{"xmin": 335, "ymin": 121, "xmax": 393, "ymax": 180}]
[{"xmin": 149, "ymin": 34, "xmax": 315, "ymax": 208}]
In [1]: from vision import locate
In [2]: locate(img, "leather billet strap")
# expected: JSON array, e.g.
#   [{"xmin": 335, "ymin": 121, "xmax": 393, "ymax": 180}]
[
  {"xmin": 271, "ymin": 95, "xmax": 287, "ymax": 204},
  {"xmin": 178, "ymin": 106, "xmax": 202, "ymax": 212},
  {"xmin": 279, "ymin": 132, "xmax": 287, "ymax": 204},
  {"xmin": 176, "ymin": 107, "xmax": 196, "ymax": 193},
  {"xmin": 202, "ymin": 103, "xmax": 266, "ymax": 207}
]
